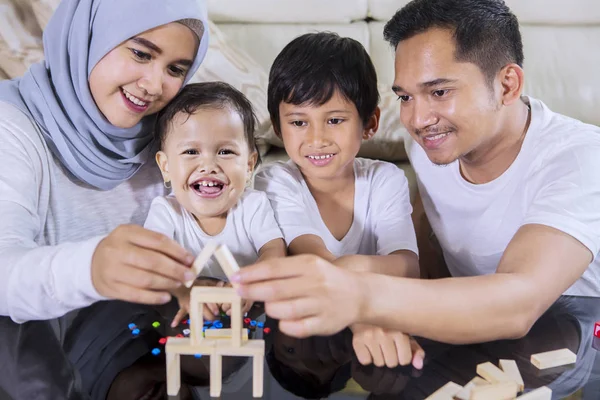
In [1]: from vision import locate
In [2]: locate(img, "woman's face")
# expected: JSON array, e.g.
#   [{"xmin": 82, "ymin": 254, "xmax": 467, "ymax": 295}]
[{"xmin": 89, "ymin": 22, "xmax": 199, "ymax": 128}]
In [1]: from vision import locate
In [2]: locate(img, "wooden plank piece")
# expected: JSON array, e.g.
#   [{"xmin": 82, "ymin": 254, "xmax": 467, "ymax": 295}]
[
  {"xmin": 424, "ymin": 381, "xmax": 462, "ymax": 400},
  {"xmin": 204, "ymin": 328, "xmax": 249, "ymax": 340},
  {"xmin": 166, "ymin": 337, "xmax": 217, "ymax": 355},
  {"xmin": 516, "ymin": 386, "xmax": 552, "ymax": 400},
  {"xmin": 216, "ymin": 339, "xmax": 265, "ymax": 357},
  {"xmin": 166, "ymin": 352, "xmax": 181, "ymax": 396},
  {"xmin": 191, "ymin": 286, "xmax": 239, "ymax": 303},
  {"xmin": 470, "ymin": 381, "xmax": 518, "ymax": 400},
  {"xmin": 214, "ymin": 245, "xmax": 241, "ymax": 285},
  {"xmin": 476, "ymin": 362, "xmax": 513, "ymax": 384},
  {"xmin": 455, "ymin": 377, "xmax": 489, "ymax": 400},
  {"xmin": 530, "ymin": 348, "xmax": 576, "ymax": 370},
  {"xmin": 210, "ymin": 353, "xmax": 222, "ymax": 398},
  {"xmin": 252, "ymin": 352, "xmax": 264, "ymax": 397},
  {"xmin": 499, "ymin": 359, "xmax": 525, "ymax": 392},
  {"xmin": 186, "ymin": 241, "xmax": 218, "ymax": 287}
]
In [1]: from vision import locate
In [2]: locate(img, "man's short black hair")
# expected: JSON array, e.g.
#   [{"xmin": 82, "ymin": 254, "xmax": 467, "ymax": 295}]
[
  {"xmin": 383, "ymin": 0, "xmax": 524, "ymax": 85},
  {"xmin": 267, "ymin": 32, "xmax": 379, "ymax": 136},
  {"xmin": 156, "ymin": 82, "xmax": 260, "ymax": 165}
]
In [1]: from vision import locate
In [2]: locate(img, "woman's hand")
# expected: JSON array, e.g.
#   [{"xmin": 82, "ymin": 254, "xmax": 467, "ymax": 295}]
[
  {"xmin": 351, "ymin": 324, "xmax": 424, "ymax": 369},
  {"xmin": 91, "ymin": 225, "xmax": 195, "ymax": 305}
]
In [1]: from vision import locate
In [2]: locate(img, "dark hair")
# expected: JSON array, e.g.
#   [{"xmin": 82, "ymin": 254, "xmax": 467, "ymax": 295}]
[
  {"xmin": 156, "ymin": 82, "xmax": 261, "ymax": 165},
  {"xmin": 267, "ymin": 32, "xmax": 379, "ymax": 136},
  {"xmin": 383, "ymin": 0, "xmax": 524, "ymax": 85}
]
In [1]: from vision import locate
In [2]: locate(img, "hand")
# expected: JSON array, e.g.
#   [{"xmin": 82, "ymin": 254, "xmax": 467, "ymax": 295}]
[
  {"xmin": 233, "ymin": 254, "xmax": 365, "ymax": 338},
  {"xmin": 333, "ymin": 255, "xmax": 369, "ymax": 273},
  {"xmin": 218, "ymin": 282, "xmax": 254, "ymax": 317},
  {"xmin": 170, "ymin": 279, "xmax": 225, "ymax": 327},
  {"xmin": 91, "ymin": 225, "xmax": 195, "ymax": 304},
  {"xmin": 351, "ymin": 324, "xmax": 425, "ymax": 369}
]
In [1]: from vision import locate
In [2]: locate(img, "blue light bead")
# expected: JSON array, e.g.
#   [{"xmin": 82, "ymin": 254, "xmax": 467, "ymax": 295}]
[
  {"xmin": 132, "ymin": 328, "xmax": 140, "ymax": 335},
  {"xmin": 151, "ymin": 348, "xmax": 161, "ymax": 356},
  {"xmin": 194, "ymin": 354, "xmax": 203, "ymax": 358},
  {"xmin": 128, "ymin": 323, "xmax": 136, "ymax": 330},
  {"xmin": 214, "ymin": 322, "xmax": 223, "ymax": 328},
  {"xmin": 257, "ymin": 322, "xmax": 264, "ymax": 328},
  {"xmin": 250, "ymin": 321, "xmax": 257, "ymax": 327}
]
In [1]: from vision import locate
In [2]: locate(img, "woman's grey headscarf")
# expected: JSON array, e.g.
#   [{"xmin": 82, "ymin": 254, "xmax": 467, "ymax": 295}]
[{"xmin": 0, "ymin": 0, "xmax": 209, "ymax": 190}]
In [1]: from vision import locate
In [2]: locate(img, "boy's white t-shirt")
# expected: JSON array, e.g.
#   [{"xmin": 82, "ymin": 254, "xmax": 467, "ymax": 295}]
[
  {"xmin": 144, "ymin": 189, "xmax": 283, "ymax": 280},
  {"xmin": 406, "ymin": 96, "xmax": 600, "ymax": 296},
  {"xmin": 255, "ymin": 158, "xmax": 418, "ymax": 258}
]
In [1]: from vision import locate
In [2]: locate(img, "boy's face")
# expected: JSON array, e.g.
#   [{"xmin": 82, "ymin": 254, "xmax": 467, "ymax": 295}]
[
  {"xmin": 278, "ymin": 90, "xmax": 378, "ymax": 182},
  {"xmin": 156, "ymin": 107, "xmax": 257, "ymax": 222}
]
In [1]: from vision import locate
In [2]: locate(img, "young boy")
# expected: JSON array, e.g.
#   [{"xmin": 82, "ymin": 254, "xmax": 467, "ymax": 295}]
[
  {"xmin": 254, "ymin": 32, "xmax": 423, "ymax": 369},
  {"xmin": 144, "ymin": 82, "xmax": 286, "ymax": 327}
]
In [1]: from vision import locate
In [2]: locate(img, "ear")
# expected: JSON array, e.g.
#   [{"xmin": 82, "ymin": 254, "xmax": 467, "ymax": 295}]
[
  {"xmin": 247, "ymin": 151, "xmax": 258, "ymax": 180},
  {"xmin": 498, "ymin": 63, "xmax": 525, "ymax": 106},
  {"xmin": 362, "ymin": 106, "xmax": 381, "ymax": 140},
  {"xmin": 155, "ymin": 151, "xmax": 170, "ymax": 183}
]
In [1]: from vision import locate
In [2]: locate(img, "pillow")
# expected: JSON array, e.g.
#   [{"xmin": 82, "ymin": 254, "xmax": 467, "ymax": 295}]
[{"xmin": 28, "ymin": 0, "xmax": 59, "ymax": 31}]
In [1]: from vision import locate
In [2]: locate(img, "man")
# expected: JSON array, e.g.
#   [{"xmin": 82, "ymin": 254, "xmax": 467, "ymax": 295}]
[{"xmin": 232, "ymin": 0, "xmax": 600, "ymax": 345}]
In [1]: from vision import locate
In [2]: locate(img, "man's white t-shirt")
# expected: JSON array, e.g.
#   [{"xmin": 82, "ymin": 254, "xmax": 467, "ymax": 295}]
[
  {"xmin": 255, "ymin": 158, "xmax": 418, "ymax": 257},
  {"xmin": 144, "ymin": 189, "xmax": 283, "ymax": 281},
  {"xmin": 407, "ymin": 96, "xmax": 600, "ymax": 296}
]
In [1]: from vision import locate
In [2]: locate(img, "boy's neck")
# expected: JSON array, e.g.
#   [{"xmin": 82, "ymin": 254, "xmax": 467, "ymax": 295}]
[
  {"xmin": 193, "ymin": 214, "xmax": 228, "ymax": 236},
  {"xmin": 302, "ymin": 163, "xmax": 355, "ymax": 196}
]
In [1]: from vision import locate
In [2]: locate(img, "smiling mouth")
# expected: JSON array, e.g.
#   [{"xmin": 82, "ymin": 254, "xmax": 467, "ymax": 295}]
[
  {"xmin": 190, "ymin": 179, "xmax": 227, "ymax": 198},
  {"xmin": 121, "ymin": 87, "xmax": 150, "ymax": 111}
]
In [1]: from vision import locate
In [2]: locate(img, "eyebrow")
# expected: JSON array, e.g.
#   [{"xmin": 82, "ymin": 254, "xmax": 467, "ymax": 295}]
[
  {"xmin": 283, "ymin": 109, "xmax": 353, "ymax": 117},
  {"xmin": 131, "ymin": 37, "xmax": 194, "ymax": 67},
  {"xmin": 176, "ymin": 140, "xmax": 240, "ymax": 148},
  {"xmin": 392, "ymin": 78, "xmax": 458, "ymax": 93}
]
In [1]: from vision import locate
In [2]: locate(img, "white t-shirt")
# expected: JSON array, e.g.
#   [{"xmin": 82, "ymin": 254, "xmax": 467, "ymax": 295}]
[
  {"xmin": 144, "ymin": 189, "xmax": 283, "ymax": 281},
  {"xmin": 0, "ymin": 101, "xmax": 165, "ymax": 324},
  {"xmin": 254, "ymin": 158, "xmax": 418, "ymax": 258},
  {"xmin": 407, "ymin": 96, "xmax": 600, "ymax": 296}
]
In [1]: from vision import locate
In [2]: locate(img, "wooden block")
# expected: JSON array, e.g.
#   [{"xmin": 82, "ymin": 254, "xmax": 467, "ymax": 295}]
[
  {"xmin": 530, "ymin": 348, "xmax": 576, "ymax": 370},
  {"xmin": 424, "ymin": 381, "xmax": 462, "ymax": 400},
  {"xmin": 186, "ymin": 241, "xmax": 218, "ymax": 287},
  {"xmin": 191, "ymin": 286, "xmax": 239, "ymax": 304},
  {"xmin": 166, "ymin": 337, "xmax": 217, "ymax": 355},
  {"xmin": 455, "ymin": 377, "xmax": 489, "ymax": 400},
  {"xmin": 470, "ymin": 381, "xmax": 518, "ymax": 400},
  {"xmin": 204, "ymin": 328, "xmax": 249, "ymax": 340},
  {"xmin": 477, "ymin": 362, "xmax": 513, "ymax": 384},
  {"xmin": 210, "ymin": 353, "xmax": 222, "ymax": 398},
  {"xmin": 214, "ymin": 245, "xmax": 241, "ymax": 284},
  {"xmin": 166, "ymin": 351, "xmax": 181, "ymax": 396},
  {"xmin": 216, "ymin": 339, "xmax": 265, "ymax": 357},
  {"xmin": 190, "ymin": 288, "xmax": 203, "ymax": 344},
  {"xmin": 516, "ymin": 386, "xmax": 552, "ymax": 400},
  {"xmin": 231, "ymin": 297, "xmax": 243, "ymax": 347},
  {"xmin": 252, "ymin": 352, "xmax": 264, "ymax": 397},
  {"xmin": 499, "ymin": 359, "xmax": 525, "ymax": 392}
]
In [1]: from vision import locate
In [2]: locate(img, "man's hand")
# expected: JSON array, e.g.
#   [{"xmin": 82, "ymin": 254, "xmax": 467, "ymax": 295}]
[
  {"xmin": 233, "ymin": 254, "xmax": 365, "ymax": 338},
  {"xmin": 351, "ymin": 324, "xmax": 424, "ymax": 369},
  {"xmin": 91, "ymin": 225, "xmax": 195, "ymax": 304},
  {"xmin": 219, "ymin": 282, "xmax": 254, "ymax": 316},
  {"xmin": 170, "ymin": 279, "xmax": 225, "ymax": 327}
]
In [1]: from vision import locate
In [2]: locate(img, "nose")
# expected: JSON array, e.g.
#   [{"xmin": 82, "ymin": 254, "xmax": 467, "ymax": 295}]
[
  {"xmin": 306, "ymin": 124, "xmax": 329, "ymax": 148},
  {"xmin": 408, "ymin": 99, "xmax": 438, "ymax": 131},
  {"xmin": 198, "ymin": 154, "xmax": 220, "ymax": 174},
  {"xmin": 137, "ymin": 65, "xmax": 163, "ymax": 97}
]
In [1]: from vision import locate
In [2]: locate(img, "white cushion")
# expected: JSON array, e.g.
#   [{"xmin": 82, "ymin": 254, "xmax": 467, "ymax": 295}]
[
  {"xmin": 217, "ymin": 22, "xmax": 370, "ymax": 72},
  {"xmin": 207, "ymin": 0, "xmax": 368, "ymax": 23},
  {"xmin": 369, "ymin": 21, "xmax": 396, "ymax": 87},
  {"xmin": 368, "ymin": 0, "xmax": 600, "ymax": 24}
]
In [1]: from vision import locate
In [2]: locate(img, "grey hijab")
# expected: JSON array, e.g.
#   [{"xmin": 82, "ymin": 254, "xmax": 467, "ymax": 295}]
[{"xmin": 0, "ymin": 0, "xmax": 209, "ymax": 190}]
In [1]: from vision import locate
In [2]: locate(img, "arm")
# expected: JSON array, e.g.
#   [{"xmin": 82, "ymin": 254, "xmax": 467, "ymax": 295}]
[
  {"xmin": 289, "ymin": 234, "xmax": 336, "ymax": 261},
  {"xmin": 257, "ymin": 238, "xmax": 287, "ymax": 262},
  {"xmin": 362, "ymin": 224, "xmax": 592, "ymax": 343},
  {"xmin": 335, "ymin": 250, "xmax": 419, "ymax": 278}
]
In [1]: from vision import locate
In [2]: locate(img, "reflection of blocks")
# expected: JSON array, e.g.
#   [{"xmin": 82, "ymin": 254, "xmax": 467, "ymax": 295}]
[
  {"xmin": 595, "ymin": 321, "xmax": 600, "ymax": 338},
  {"xmin": 593, "ymin": 336, "xmax": 600, "ymax": 351},
  {"xmin": 166, "ymin": 244, "xmax": 264, "ymax": 398}
]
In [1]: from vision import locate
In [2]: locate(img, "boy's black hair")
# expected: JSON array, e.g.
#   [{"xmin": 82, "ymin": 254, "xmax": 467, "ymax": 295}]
[
  {"xmin": 383, "ymin": 0, "xmax": 524, "ymax": 86},
  {"xmin": 156, "ymin": 82, "xmax": 261, "ymax": 165},
  {"xmin": 267, "ymin": 32, "xmax": 379, "ymax": 136}
]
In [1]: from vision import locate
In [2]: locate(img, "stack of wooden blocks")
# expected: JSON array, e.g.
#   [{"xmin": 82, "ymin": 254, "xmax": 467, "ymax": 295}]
[{"xmin": 165, "ymin": 243, "xmax": 265, "ymax": 398}]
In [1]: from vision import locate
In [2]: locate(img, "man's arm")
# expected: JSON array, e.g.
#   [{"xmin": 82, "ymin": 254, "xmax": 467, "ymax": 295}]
[
  {"xmin": 363, "ymin": 224, "xmax": 592, "ymax": 343},
  {"xmin": 288, "ymin": 234, "xmax": 337, "ymax": 261},
  {"xmin": 334, "ymin": 250, "xmax": 419, "ymax": 278},
  {"xmin": 257, "ymin": 238, "xmax": 287, "ymax": 261}
]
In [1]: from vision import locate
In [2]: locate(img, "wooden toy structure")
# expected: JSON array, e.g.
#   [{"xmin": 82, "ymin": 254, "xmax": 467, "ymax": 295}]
[{"xmin": 166, "ymin": 243, "xmax": 264, "ymax": 398}]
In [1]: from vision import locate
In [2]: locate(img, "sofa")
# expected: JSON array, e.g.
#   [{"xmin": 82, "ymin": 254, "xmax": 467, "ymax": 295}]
[{"xmin": 2, "ymin": 0, "xmax": 598, "ymax": 200}]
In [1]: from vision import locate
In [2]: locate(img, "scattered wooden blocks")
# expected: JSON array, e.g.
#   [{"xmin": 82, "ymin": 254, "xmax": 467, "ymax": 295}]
[
  {"xmin": 424, "ymin": 381, "xmax": 462, "ymax": 400},
  {"xmin": 499, "ymin": 359, "xmax": 524, "ymax": 392},
  {"xmin": 470, "ymin": 381, "xmax": 518, "ymax": 400},
  {"xmin": 476, "ymin": 361, "xmax": 513, "ymax": 384},
  {"xmin": 530, "ymin": 348, "xmax": 576, "ymax": 370},
  {"xmin": 455, "ymin": 377, "xmax": 489, "ymax": 400},
  {"xmin": 515, "ymin": 386, "xmax": 552, "ymax": 400}
]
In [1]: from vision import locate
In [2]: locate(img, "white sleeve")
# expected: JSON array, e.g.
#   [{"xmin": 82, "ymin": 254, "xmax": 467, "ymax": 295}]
[
  {"xmin": 244, "ymin": 191, "xmax": 284, "ymax": 252},
  {"xmin": 254, "ymin": 164, "xmax": 320, "ymax": 244},
  {"xmin": 143, "ymin": 197, "xmax": 177, "ymax": 239},
  {"xmin": 371, "ymin": 163, "xmax": 419, "ymax": 256},
  {"xmin": 0, "ymin": 122, "xmax": 105, "ymax": 323},
  {"xmin": 523, "ymin": 147, "xmax": 600, "ymax": 258}
]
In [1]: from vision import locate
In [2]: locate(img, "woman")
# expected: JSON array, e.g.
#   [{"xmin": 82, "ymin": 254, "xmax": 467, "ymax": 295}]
[{"xmin": 0, "ymin": 0, "xmax": 208, "ymax": 397}]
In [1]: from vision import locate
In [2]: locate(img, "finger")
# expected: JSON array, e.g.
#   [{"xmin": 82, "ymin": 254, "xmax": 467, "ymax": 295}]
[
  {"xmin": 203, "ymin": 305, "xmax": 216, "ymax": 321},
  {"xmin": 123, "ymin": 247, "xmax": 196, "ymax": 284},
  {"xmin": 114, "ymin": 266, "xmax": 182, "ymax": 291},
  {"xmin": 369, "ymin": 341, "xmax": 386, "ymax": 368},
  {"xmin": 352, "ymin": 340, "xmax": 373, "ymax": 366},
  {"xmin": 232, "ymin": 255, "xmax": 319, "ymax": 284},
  {"xmin": 123, "ymin": 225, "xmax": 195, "ymax": 266},
  {"xmin": 380, "ymin": 334, "xmax": 400, "ymax": 369},
  {"xmin": 242, "ymin": 301, "xmax": 253, "ymax": 315},
  {"xmin": 108, "ymin": 282, "xmax": 171, "ymax": 305},
  {"xmin": 264, "ymin": 297, "xmax": 320, "ymax": 321},
  {"xmin": 171, "ymin": 308, "xmax": 188, "ymax": 328},
  {"xmin": 410, "ymin": 338, "xmax": 425, "ymax": 370},
  {"xmin": 395, "ymin": 333, "xmax": 413, "ymax": 366},
  {"xmin": 239, "ymin": 273, "xmax": 323, "ymax": 304},
  {"xmin": 221, "ymin": 303, "xmax": 231, "ymax": 313},
  {"xmin": 205, "ymin": 303, "xmax": 220, "ymax": 316},
  {"xmin": 279, "ymin": 317, "xmax": 340, "ymax": 339}
]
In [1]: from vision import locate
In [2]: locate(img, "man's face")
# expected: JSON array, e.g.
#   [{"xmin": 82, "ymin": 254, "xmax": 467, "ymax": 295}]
[{"xmin": 392, "ymin": 28, "xmax": 502, "ymax": 165}]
